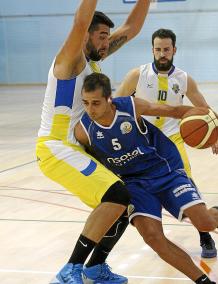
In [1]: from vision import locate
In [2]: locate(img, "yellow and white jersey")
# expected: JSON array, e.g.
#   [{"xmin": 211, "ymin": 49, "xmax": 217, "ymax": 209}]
[
  {"xmin": 38, "ymin": 60, "xmax": 95, "ymax": 144},
  {"xmin": 136, "ymin": 63, "xmax": 187, "ymax": 137}
]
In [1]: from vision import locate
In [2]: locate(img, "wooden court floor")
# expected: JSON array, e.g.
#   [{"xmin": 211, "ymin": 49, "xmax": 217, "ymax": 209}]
[{"xmin": 0, "ymin": 84, "xmax": 217, "ymax": 284}]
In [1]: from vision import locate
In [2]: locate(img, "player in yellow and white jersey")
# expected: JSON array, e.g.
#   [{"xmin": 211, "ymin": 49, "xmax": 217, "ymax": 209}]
[
  {"xmin": 36, "ymin": 1, "xmax": 151, "ymax": 283},
  {"xmin": 116, "ymin": 28, "xmax": 217, "ymax": 259}
]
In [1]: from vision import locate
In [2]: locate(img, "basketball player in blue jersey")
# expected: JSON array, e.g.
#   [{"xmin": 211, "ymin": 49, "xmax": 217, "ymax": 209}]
[
  {"xmin": 116, "ymin": 28, "xmax": 218, "ymax": 259},
  {"xmin": 36, "ymin": 0, "xmax": 151, "ymax": 283},
  {"xmin": 75, "ymin": 72, "xmax": 218, "ymax": 284}
]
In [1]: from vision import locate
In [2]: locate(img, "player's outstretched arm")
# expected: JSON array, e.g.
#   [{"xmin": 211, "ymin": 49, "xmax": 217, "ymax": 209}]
[
  {"xmin": 134, "ymin": 97, "xmax": 195, "ymax": 119},
  {"xmin": 54, "ymin": 0, "xmax": 98, "ymax": 79},
  {"xmin": 106, "ymin": 0, "xmax": 151, "ymax": 57},
  {"xmin": 115, "ymin": 68, "xmax": 140, "ymax": 97}
]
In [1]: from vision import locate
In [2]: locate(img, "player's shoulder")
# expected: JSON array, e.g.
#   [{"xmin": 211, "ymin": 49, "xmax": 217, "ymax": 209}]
[{"xmin": 112, "ymin": 96, "xmax": 133, "ymax": 111}]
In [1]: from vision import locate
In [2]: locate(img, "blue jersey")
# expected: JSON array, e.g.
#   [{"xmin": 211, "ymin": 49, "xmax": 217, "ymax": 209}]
[{"xmin": 80, "ymin": 96, "xmax": 184, "ymax": 179}]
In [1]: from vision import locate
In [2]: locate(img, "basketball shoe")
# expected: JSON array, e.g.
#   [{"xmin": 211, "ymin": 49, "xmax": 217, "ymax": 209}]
[
  {"xmin": 50, "ymin": 263, "xmax": 83, "ymax": 284},
  {"xmin": 201, "ymin": 237, "xmax": 217, "ymax": 258},
  {"xmin": 83, "ymin": 263, "xmax": 128, "ymax": 284}
]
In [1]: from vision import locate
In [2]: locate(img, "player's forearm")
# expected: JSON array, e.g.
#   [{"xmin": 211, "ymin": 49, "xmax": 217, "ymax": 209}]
[
  {"xmin": 125, "ymin": 0, "xmax": 150, "ymax": 39},
  {"xmin": 74, "ymin": 0, "xmax": 98, "ymax": 33}
]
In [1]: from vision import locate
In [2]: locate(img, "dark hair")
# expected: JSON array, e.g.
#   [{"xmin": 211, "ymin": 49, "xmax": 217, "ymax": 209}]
[
  {"xmin": 88, "ymin": 11, "xmax": 114, "ymax": 33},
  {"xmin": 152, "ymin": 28, "xmax": 176, "ymax": 47},
  {"xmin": 82, "ymin": 73, "xmax": 112, "ymax": 99}
]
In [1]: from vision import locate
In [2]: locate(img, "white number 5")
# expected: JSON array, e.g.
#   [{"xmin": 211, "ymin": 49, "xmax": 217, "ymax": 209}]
[{"xmin": 112, "ymin": 138, "xmax": 122, "ymax": 150}]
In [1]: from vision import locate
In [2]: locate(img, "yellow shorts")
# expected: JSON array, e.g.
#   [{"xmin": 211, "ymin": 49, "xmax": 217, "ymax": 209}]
[
  {"xmin": 36, "ymin": 139, "xmax": 120, "ymax": 208},
  {"xmin": 169, "ymin": 133, "xmax": 192, "ymax": 178}
]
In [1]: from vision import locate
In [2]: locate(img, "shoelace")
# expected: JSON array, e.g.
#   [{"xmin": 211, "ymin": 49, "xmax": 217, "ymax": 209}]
[
  {"xmin": 62, "ymin": 265, "xmax": 82, "ymax": 283},
  {"xmin": 99, "ymin": 263, "xmax": 118, "ymax": 280}
]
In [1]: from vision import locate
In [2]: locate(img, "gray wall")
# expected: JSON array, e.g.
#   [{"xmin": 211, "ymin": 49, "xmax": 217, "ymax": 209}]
[{"xmin": 0, "ymin": 0, "xmax": 218, "ymax": 84}]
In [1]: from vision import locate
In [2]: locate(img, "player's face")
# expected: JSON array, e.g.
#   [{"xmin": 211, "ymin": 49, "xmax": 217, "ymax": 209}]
[
  {"xmin": 86, "ymin": 24, "xmax": 110, "ymax": 61},
  {"xmin": 152, "ymin": 37, "xmax": 176, "ymax": 72},
  {"xmin": 82, "ymin": 88, "xmax": 110, "ymax": 121}
]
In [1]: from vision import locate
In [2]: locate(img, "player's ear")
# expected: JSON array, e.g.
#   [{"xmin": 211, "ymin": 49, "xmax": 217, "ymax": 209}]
[{"xmin": 173, "ymin": 46, "xmax": 177, "ymax": 55}]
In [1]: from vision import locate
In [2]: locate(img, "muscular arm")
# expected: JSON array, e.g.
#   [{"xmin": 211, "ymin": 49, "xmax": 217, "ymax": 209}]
[
  {"xmin": 54, "ymin": 0, "xmax": 98, "ymax": 79},
  {"xmin": 134, "ymin": 97, "xmax": 195, "ymax": 120},
  {"xmin": 186, "ymin": 75, "xmax": 210, "ymax": 107},
  {"xmin": 115, "ymin": 68, "xmax": 140, "ymax": 97},
  {"xmin": 106, "ymin": 0, "xmax": 150, "ymax": 57}
]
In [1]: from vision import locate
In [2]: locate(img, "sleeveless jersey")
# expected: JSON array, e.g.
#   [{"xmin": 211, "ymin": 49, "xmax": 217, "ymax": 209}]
[
  {"xmin": 38, "ymin": 60, "xmax": 101, "ymax": 144},
  {"xmin": 80, "ymin": 96, "xmax": 184, "ymax": 179},
  {"xmin": 135, "ymin": 63, "xmax": 187, "ymax": 137}
]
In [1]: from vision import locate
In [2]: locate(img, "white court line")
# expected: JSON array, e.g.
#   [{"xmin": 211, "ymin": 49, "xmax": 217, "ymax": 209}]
[{"xmin": 0, "ymin": 268, "xmax": 190, "ymax": 281}]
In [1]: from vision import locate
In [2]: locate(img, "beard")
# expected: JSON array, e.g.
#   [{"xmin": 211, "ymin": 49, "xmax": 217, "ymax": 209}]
[
  {"xmin": 154, "ymin": 56, "xmax": 174, "ymax": 72},
  {"xmin": 86, "ymin": 39, "xmax": 103, "ymax": 61}
]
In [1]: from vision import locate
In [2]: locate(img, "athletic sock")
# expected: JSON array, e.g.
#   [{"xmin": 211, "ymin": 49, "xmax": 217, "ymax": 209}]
[
  {"xmin": 68, "ymin": 235, "xmax": 96, "ymax": 264},
  {"xmin": 199, "ymin": 231, "xmax": 211, "ymax": 242}
]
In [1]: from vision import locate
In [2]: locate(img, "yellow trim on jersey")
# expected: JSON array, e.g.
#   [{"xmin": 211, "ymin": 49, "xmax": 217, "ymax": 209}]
[
  {"xmin": 154, "ymin": 76, "xmax": 168, "ymax": 129},
  {"xmin": 89, "ymin": 61, "xmax": 101, "ymax": 73},
  {"xmin": 169, "ymin": 132, "xmax": 192, "ymax": 178},
  {"xmin": 50, "ymin": 114, "xmax": 71, "ymax": 141}
]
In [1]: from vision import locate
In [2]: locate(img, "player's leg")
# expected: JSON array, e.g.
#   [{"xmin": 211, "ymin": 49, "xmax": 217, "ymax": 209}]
[
  {"xmin": 127, "ymin": 175, "xmax": 215, "ymax": 283},
  {"xmin": 36, "ymin": 140, "xmax": 130, "ymax": 284},
  {"xmin": 133, "ymin": 216, "xmax": 214, "ymax": 283},
  {"xmin": 83, "ymin": 209, "xmax": 129, "ymax": 283},
  {"xmin": 169, "ymin": 133, "xmax": 217, "ymax": 258}
]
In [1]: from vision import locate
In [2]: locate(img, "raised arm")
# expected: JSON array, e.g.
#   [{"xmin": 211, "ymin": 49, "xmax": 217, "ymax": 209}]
[
  {"xmin": 115, "ymin": 67, "xmax": 140, "ymax": 97},
  {"xmin": 107, "ymin": 0, "xmax": 150, "ymax": 57},
  {"xmin": 134, "ymin": 97, "xmax": 195, "ymax": 120},
  {"xmin": 54, "ymin": 0, "xmax": 98, "ymax": 79}
]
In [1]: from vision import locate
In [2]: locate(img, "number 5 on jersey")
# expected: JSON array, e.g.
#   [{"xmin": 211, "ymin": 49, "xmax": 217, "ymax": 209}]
[{"xmin": 112, "ymin": 138, "xmax": 122, "ymax": 150}]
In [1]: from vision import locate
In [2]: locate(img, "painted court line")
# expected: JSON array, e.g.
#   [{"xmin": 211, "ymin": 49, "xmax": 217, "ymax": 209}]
[{"xmin": 0, "ymin": 268, "xmax": 190, "ymax": 281}]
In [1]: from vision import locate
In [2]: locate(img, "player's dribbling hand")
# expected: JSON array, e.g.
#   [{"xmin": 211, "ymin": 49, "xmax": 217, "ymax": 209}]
[{"xmin": 212, "ymin": 140, "xmax": 218, "ymax": 155}]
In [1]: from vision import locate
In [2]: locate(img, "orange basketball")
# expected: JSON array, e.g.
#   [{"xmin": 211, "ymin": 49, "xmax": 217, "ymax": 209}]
[{"xmin": 180, "ymin": 108, "xmax": 218, "ymax": 149}]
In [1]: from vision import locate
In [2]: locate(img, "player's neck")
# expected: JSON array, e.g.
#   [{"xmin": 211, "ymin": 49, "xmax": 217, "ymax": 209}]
[{"xmin": 95, "ymin": 104, "xmax": 116, "ymax": 127}]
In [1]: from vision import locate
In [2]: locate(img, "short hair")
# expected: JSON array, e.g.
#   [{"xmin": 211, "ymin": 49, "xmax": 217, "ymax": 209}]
[
  {"xmin": 82, "ymin": 73, "xmax": 112, "ymax": 99},
  {"xmin": 152, "ymin": 28, "xmax": 176, "ymax": 47},
  {"xmin": 88, "ymin": 11, "xmax": 114, "ymax": 33}
]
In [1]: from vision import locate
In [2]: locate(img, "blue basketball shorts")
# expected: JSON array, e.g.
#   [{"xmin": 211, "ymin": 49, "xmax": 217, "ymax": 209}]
[{"xmin": 124, "ymin": 170, "xmax": 204, "ymax": 223}]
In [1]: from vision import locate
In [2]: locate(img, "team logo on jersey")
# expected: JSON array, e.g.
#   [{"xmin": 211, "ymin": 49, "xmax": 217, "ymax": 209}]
[
  {"xmin": 147, "ymin": 83, "xmax": 153, "ymax": 88},
  {"xmin": 172, "ymin": 84, "xmax": 180, "ymax": 94},
  {"xmin": 96, "ymin": 131, "xmax": 104, "ymax": 139},
  {"xmin": 120, "ymin": 121, "xmax": 132, "ymax": 134}
]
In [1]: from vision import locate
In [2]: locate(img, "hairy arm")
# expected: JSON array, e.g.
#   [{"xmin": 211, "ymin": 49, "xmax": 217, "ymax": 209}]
[
  {"xmin": 134, "ymin": 97, "xmax": 195, "ymax": 120},
  {"xmin": 115, "ymin": 68, "xmax": 140, "ymax": 97},
  {"xmin": 107, "ymin": 0, "xmax": 150, "ymax": 57},
  {"xmin": 54, "ymin": 0, "xmax": 98, "ymax": 79}
]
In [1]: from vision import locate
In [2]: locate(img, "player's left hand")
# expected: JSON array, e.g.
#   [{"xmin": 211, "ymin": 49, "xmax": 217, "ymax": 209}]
[{"xmin": 212, "ymin": 140, "xmax": 218, "ymax": 155}]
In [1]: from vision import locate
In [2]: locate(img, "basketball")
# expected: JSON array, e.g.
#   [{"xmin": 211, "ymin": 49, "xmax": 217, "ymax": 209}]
[{"xmin": 180, "ymin": 108, "xmax": 218, "ymax": 149}]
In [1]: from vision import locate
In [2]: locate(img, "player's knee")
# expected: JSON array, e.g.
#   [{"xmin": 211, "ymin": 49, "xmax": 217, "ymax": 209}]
[
  {"xmin": 101, "ymin": 181, "xmax": 131, "ymax": 206},
  {"xmin": 143, "ymin": 231, "xmax": 167, "ymax": 252}
]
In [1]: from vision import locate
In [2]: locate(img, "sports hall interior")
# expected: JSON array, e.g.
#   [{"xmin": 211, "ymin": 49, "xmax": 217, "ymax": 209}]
[{"xmin": 0, "ymin": 0, "xmax": 217, "ymax": 283}]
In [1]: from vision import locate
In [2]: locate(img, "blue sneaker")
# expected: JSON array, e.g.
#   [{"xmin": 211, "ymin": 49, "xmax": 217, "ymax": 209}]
[
  {"xmin": 50, "ymin": 263, "xmax": 83, "ymax": 284},
  {"xmin": 201, "ymin": 238, "xmax": 217, "ymax": 258},
  {"xmin": 83, "ymin": 263, "xmax": 128, "ymax": 284}
]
